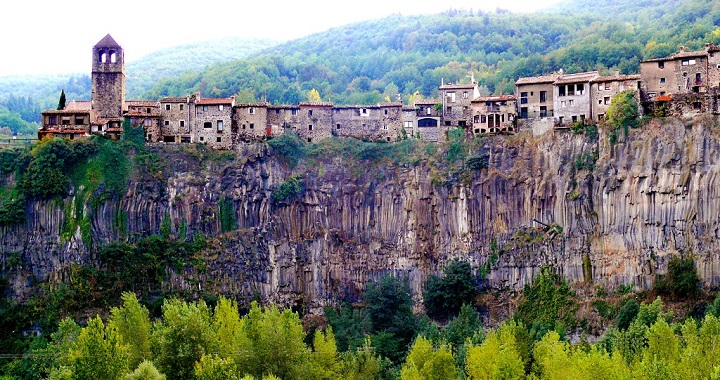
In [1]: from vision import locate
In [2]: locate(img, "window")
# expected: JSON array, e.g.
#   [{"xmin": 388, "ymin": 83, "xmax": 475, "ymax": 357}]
[
  {"xmin": 217, "ymin": 120, "xmax": 223, "ymax": 132},
  {"xmin": 146, "ymin": 108, "xmax": 151, "ymax": 113},
  {"xmin": 249, "ymin": 107, "xmax": 255, "ymax": 114},
  {"xmin": 180, "ymin": 104, "xmax": 184, "ymax": 111},
  {"xmin": 383, "ymin": 125, "xmax": 388, "ymax": 130},
  {"xmin": 217, "ymin": 137, "xmax": 222, "ymax": 142},
  {"xmin": 559, "ymin": 86, "xmax": 566, "ymax": 97},
  {"xmin": 219, "ymin": 105, "xmax": 224, "ymax": 111},
  {"xmin": 604, "ymin": 83, "xmax": 610, "ymax": 90},
  {"xmin": 165, "ymin": 104, "xmax": 171, "ymax": 111},
  {"xmin": 463, "ymin": 91, "xmax": 468, "ymax": 99},
  {"xmin": 567, "ymin": 85, "xmax": 575, "ymax": 96},
  {"xmin": 384, "ymin": 109, "xmax": 388, "ymax": 115},
  {"xmin": 144, "ymin": 119, "xmax": 152, "ymax": 127},
  {"xmin": 308, "ymin": 125, "xmax": 313, "ymax": 131},
  {"xmin": 308, "ymin": 110, "xmax": 313, "ymax": 116},
  {"xmin": 540, "ymin": 106, "xmax": 547, "ymax": 117},
  {"xmin": 242, "ymin": 124, "xmax": 246, "ymax": 129},
  {"xmin": 446, "ymin": 106, "xmax": 452, "ymax": 113},
  {"xmin": 576, "ymin": 84, "xmax": 584, "ymax": 95},
  {"xmin": 520, "ymin": 92, "xmax": 528, "ymax": 104},
  {"xmin": 660, "ymin": 78, "xmax": 666, "ymax": 84},
  {"xmin": 446, "ymin": 92, "xmax": 456, "ymax": 103},
  {"xmin": 539, "ymin": 91, "xmax": 547, "ymax": 103},
  {"xmin": 180, "ymin": 120, "xmax": 185, "ymax": 127},
  {"xmin": 426, "ymin": 107, "xmax": 432, "ymax": 115},
  {"xmin": 250, "ymin": 123, "xmax": 254, "ymax": 129},
  {"xmin": 604, "ymin": 97, "xmax": 610, "ymax": 105},
  {"xmin": 200, "ymin": 136, "xmax": 204, "ymax": 141},
  {"xmin": 560, "ymin": 101, "xmax": 566, "ymax": 107},
  {"xmin": 572, "ymin": 115, "xmax": 577, "ymax": 123},
  {"xmin": 307, "ymin": 138, "xmax": 312, "ymax": 143},
  {"xmin": 682, "ymin": 59, "xmax": 696, "ymax": 66},
  {"xmin": 336, "ymin": 123, "xmax": 341, "ymax": 129},
  {"xmin": 204, "ymin": 122, "xmax": 212, "ymax": 128},
  {"xmin": 203, "ymin": 105, "xmax": 208, "ymax": 111},
  {"xmin": 658, "ymin": 62, "xmax": 664, "ymax": 69},
  {"xmin": 275, "ymin": 109, "xmax": 280, "ymax": 114},
  {"xmin": 75, "ymin": 117, "xmax": 84, "ymax": 125},
  {"xmin": 696, "ymin": 73, "xmax": 702, "ymax": 84},
  {"xmin": 164, "ymin": 120, "xmax": 170, "ymax": 126},
  {"xmin": 568, "ymin": 100, "xmax": 575, "ymax": 106},
  {"xmin": 49, "ymin": 116, "xmax": 57, "ymax": 124},
  {"xmin": 404, "ymin": 121, "xmax": 413, "ymax": 129},
  {"xmin": 291, "ymin": 109, "xmax": 297, "ymax": 115},
  {"xmin": 362, "ymin": 108, "xmax": 368, "ymax": 115},
  {"xmin": 480, "ymin": 115, "xmax": 486, "ymax": 123}
]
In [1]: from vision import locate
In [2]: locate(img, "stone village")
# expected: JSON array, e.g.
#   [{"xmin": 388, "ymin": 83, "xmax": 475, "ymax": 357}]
[{"xmin": 38, "ymin": 34, "xmax": 720, "ymax": 148}]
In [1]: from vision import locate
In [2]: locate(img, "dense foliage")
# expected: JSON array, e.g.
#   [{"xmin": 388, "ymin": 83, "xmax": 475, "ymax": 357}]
[{"xmin": 423, "ymin": 261, "xmax": 478, "ymax": 321}]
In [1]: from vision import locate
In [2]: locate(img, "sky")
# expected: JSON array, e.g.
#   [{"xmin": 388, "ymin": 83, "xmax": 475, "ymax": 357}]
[{"xmin": 1, "ymin": 0, "xmax": 562, "ymax": 77}]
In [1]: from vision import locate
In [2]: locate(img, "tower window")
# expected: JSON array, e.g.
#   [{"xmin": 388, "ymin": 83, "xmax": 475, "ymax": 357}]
[
  {"xmin": 100, "ymin": 51, "xmax": 107, "ymax": 63},
  {"xmin": 109, "ymin": 51, "xmax": 117, "ymax": 63}
]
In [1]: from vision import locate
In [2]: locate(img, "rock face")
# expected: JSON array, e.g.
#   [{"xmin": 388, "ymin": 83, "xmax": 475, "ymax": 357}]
[{"xmin": 3, "ymin": 117, "xmax": 720, "ymax": 310}]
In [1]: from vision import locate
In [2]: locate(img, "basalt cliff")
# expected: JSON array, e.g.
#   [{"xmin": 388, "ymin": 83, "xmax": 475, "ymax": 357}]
[{"xmin": 3, "ymin": 117, "xmax": 720, "ymax": 312}]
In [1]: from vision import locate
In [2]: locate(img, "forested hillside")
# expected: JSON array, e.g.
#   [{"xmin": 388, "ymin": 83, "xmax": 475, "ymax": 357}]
[{"xmin": 143, "ymin": 0, "xmax": 720, "ymax": 105}]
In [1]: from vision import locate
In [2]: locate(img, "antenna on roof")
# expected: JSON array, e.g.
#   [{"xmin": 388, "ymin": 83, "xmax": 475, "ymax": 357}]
[{"xmin": 442, "ymin": 77, "xmax": 444, "ymax": 86}]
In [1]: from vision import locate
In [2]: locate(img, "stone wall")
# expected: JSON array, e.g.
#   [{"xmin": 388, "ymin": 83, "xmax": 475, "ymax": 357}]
[
  {"xmin": 234, "ymin": 104, "xmax": 269, "ymax": 142},
  {"xmin": 195, "ymin": 103, "xmax": 233, "ymax": 148}
]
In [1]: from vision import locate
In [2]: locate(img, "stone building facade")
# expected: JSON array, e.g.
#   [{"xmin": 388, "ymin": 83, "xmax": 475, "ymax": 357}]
[
  {"xmin": 439, "ymin": 81, "xmax": 480, "ymax": 127},
  {"xmin": 590, "ymin": 74, "xmax": 642, "ymax": 122},
  {"xmin": 553, "ymin": 71, "xmax": 599, "ymax": 125},
  {"xmin": 515, "ymin": 74, "xmax": 557, "ymax": 119},
  {"xmin": 194, "ymin": 97, "xmax": 234, "ymax": 148},
  {"xmin": 91, "ymin": 34, "xmax": 125, "ymax": 129},
  {"xmin": 471, "ymin": 95, "xmax": 517, "ymax": 134}
]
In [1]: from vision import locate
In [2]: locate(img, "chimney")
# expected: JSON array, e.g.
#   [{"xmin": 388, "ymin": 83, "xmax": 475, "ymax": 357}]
[
  {"xmin": 706, "ymin": 42, "xmax": 711, "ymax": 51},
  {"xmin": 680, "ymin": 46, "xmax": 685, "ymax": 53}
]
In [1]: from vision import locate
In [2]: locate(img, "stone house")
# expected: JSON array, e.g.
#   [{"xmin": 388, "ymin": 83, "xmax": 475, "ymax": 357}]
[
  {"xmin": 159, "ymin": 96, "xmax": 195, "ymax": 143},
  {"xmin": 553, "ymin": 71, "xmax": 599, "ymax": 125},
  {"xmin": 296, "ymin": 103, "xmax": 333, "ymax": 143},
  {"xmin": 515, "ymin": 74, "xmax": 557, "ymax": 119},
  {"xmin": 194, "ymin": 97, "xmax": 235, "ymax": 148},
  {"xmin": 234, "ymin": 103, "xmax": 270, "ymax": 142},
  {"xmin": 471, "ymin": 95, "xmax": 517, "ymax": 134},
  {"xmin": 332, "ymin": 103, "xmax": 403, "ymax": 142},
  {"xmin": 39, "ymin": 106, "xmax": 92, "ymax": 140},
  {"xmin": 401, "ymin": 106, "xmax": 417, "ymax": 138},
  {"xmin": 413, "ymin": 99, "xmax": 443, "ymax": 141},
  {"xmin": 125, "ymin": 100, "xmax": 162, "ymax": 141},
  {"xmin": 590, "ymin": 74, "xmax": 641, "ymax": 122},
  {"xmin": 439, "ymin": 81, "xmax": 479, "ymax": 128}
]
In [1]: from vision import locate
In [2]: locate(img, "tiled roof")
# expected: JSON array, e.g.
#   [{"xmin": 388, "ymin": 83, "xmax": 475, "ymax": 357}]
[
  {"xmin": 414, "ymin": 99, "xmax": 440, "ymax": 105},
  {"xmin": 673, "ymin": 50, "xmax": 707, "ymax": 59},
  {"xmin": 196, "ymin": 97, "xmax": 234, "ymax": 105},
  {"xmin": 42, "ymin": 109, "xmax": 91, "ymax": 115},
  {"xmin": 439, "ymin": 83, "xmax": 477, "ymax": 90},
  {"xmin": 267, "ymin": 105, "xmax": 298, "ymax": 109},
  {"xmin": 161, "ymin": 97, "xmax": 190, "ymax": 103},
  {"xmin": 377, "ymin": 102, "xmax": 402, "ymax": 107},
  {"xmin": 126, "ymin": 100, "xmax": 158, "ymax": 107},
  {"xmin": 298, "ymin": 102, "xmax": 334, "ymax": 107},
  {"xmin": 64, "ymin": 100, "xmax": 92, "ymax": 111},
  {"xmin": 94, "ymin": 34, "xmax": 121, "ymax": 48},
  {"xmin": 515, "ymin": 75, "xmax": 558, "ymax": 85},
  {"xmin": 555, "ymin": 71, "xmax": 600, "ymax": 84},
  {"xmin": 656, "ymin": 95, "xmax": 673, "ymax": 102},
  {"xmin": 235, "ymin": 102, "xmax": 270, "ymax": 107},
  {"xmin": 472, "ymin": 94, "xmax": 516, "ymax": 102},
  {"xmin": 593, "ymin": 74, "xmax": 641, "ymax": 83}
]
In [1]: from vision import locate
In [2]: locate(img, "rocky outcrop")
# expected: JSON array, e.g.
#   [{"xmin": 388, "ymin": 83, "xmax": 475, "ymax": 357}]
[{"xmin": 3, "ymin": 117, "xmax": 720, "ymax": 310}]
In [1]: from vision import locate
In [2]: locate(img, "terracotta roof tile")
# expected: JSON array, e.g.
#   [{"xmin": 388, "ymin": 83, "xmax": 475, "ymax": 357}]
[
  {"xmin": 414, "ymin": 99, "xmax": 440, "ymax": 105},
  {"xmin": 64, "ymin": 100, "xmax": 92, "ymax": 111},
  {"xmin": 126, "ymin": 100, "xmax": 159, "ymax": 107},
  {"xmin": 161, "ymin": 97, "xmax": 190, "ymax": 103},
  {"xmin": 593, "ymin": 74, "xmax": 641, "ymax": 82},
  {"xmin": 439, "ymin": 83, "xmax": 477, "ymax": 90},
  {"xmin": 298, "ymin": 102, "xmax": 334, "ymax": 107},
  {"xmin": 472, "ymin": 94, "xmax": 516, "ymax": 102},
  {"xmin": 196, "ymin": 97, "xmax": 234, "ymax": 105}
]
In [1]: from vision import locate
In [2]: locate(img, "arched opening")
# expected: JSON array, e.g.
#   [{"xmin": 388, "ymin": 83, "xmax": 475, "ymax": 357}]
[
  {"xmin": 99, "ymin": 50, "xmax": 107, "ymax": 63},
  {"xmin": 109, "ymin": 50, "xmax": 117, "ymax": 63},
  {"xmin": 418, "ymin": 118, "xmax": 438, "ymax": 127}
]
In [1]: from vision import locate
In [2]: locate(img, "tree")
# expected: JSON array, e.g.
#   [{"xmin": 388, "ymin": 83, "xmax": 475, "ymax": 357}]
[
  {"xmin": 423, "ymin": 260, "xmax": 477, "ymax": 321},
  {"xmin": 604, "ymin": 90, "xmax": 639, "ymax": 143},
  {"xmin": 400, "ymin": 337, "xmax": 457, "ymax": 380},
  {"xmin": 363, "ymin": 275, "xmax": 417, "ymax": 363},
  {"xmin": 307, "ymin": 89, "xmax": 322, "ymax": 103},
  {"xmin": 151, "ymin": 299, "xmax": 218, "ymax": 380},
  {"xmin": 109, "ymin": 292, "xmax": 151, "ymax": 369},
  {"xmin": 67, "ymin": 316, "xmax": 129, "ymax": 380},
  {"xmin": 465, "ymin": 322, "xmax": 525, "ymax": 380},
  {"xmin": 57, "ymin": 90, "xmax": 66, "ymax": 110},
  {"xmin": 212, "ymin": 297, "xmax": 242, "ymax": 358},
  {"xmin": 126, "ymin": 360, "xmax": 166, "ymax": 380},
  {"xmin": 654, "ymin": 256, "xmax": 700, "ymax": 299},
  {"xmin": 515, "ymin": 267, "xmax": 577, "ymax": 334}
]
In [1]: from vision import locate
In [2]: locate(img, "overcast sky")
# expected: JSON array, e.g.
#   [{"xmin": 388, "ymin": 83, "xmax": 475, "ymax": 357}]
[{"xmin": 1, "ymin": 0, "xmax": 561, "ymax": 77}]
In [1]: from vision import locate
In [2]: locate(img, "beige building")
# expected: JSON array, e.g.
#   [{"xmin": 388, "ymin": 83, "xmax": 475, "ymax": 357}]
[
  {"xmin": 234, "ymin": 103, "xmax": 270, "ymax": 142},
  {"xmin": 159, "ymin": 96, "xmax": 195, "ymax": 143},
  {"xmin": 194, "ymin": 97, "xmax": 235, "ymax": 148},
  {"xmin": 471, "ymin": 95, "xmax": 517, "ymax": 134},
  {"xmin": 515, "ymin": 74, "xmax": 557, "ymax": 119},
  {"xmin": 333, "ymin": 103, "xmax": 403, "ymax": 142},
  {"xmin": 413, "ymin": 99, "xmax": 443, "ymax": 141}
]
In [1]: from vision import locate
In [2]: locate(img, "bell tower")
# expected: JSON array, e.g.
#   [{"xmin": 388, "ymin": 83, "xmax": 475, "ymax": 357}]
[{"xmin": 91, "ymin": 34, "xmax": 125, "ymax": 119}]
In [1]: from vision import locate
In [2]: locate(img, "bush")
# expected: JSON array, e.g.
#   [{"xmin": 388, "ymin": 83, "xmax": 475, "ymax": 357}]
[
  {"xmin": 654, "ymin": 256, "xmax": 700, "ymax": 299},
  {"xmin": 268, "ymin": 130, "xmax": 306, "ymax": 168},
  {"xmin": 616, "ymin": 299, "xmax": 639, "ymax": 330},
  {"xmin": 515, "ymin": 267, "xmax": 577, "ymax": 333},
  {"xmin": 423, "ymin": 261, "xmax": 477, "ymax": 321},
  {"xmin": 272, "ymin": 175, "xmax": 304, "ymax": 202}
]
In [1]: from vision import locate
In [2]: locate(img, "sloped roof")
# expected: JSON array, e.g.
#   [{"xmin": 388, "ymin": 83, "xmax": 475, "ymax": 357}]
[
  {"xmin": 94, "ymin": 34, "xmax": 121, "ymax": 48},
  {"xmin": 592, "ymin": 74, "xmax": 641, "ymax": 83},
  {"xmin": 298, "ymin": 102, "xmax": 333, "ymax": 107},
  {"xmin": 64, "ymin": 100, "xmax": 92, "ymax": 111},
  {"xmin": 515, "ymin": 74, "xmax": 558, "ymax": 85},
  {"xmin": 555, "ymin": 71, "xmax": 600, "ymax": 84},
  {"xmin": 472, "ymin": 94, "xmax": 516, "ymax": 102},
  {"xmin": 414, "ymin": 99, "xmax": 440, "ymax": 105},
  {"xmin": 126, "ymin": 100, "xmax": 158, "ymax": 107},
  {"xmin": 439, "ymin": 83, "xmax": 477, "ymax": 90},
  {"xmin": 196, "ymin": 97, "xmax": 234, "ymax": 105}
]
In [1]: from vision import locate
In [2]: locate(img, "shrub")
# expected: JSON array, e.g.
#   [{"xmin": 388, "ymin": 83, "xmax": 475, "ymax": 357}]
[
  {"xmin": 272, "ymin": 175, "xmax": 304, "ymax": 202},
  {"xmin": 515, "ymin": 267, "xmax": 577, "ymax": 333},
  {"xmin": 654, "ymin": 256, "xmax": 700, "ymax": 299},
  {"xmin": 267, "ymin": 130, "xmax": 306, "ymax": 168},
  {"xmin": 423, "ymin": 261, "xmax": 477, "ymax": 321},
  {"xmin": 616, "ymin": 299, "xmax": 639, "ymax": 330}
]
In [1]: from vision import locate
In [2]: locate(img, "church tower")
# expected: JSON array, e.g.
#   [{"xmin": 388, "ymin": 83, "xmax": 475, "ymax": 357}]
[{"xmin": 91, "ymin": 34, "xmax": 125, "ymax": 119}]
